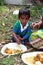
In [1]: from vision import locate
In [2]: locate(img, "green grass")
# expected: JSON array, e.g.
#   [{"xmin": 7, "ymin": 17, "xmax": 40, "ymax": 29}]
[{"xmin": 0, "ymin": 5, "xmax": 24, "ymax": 42}]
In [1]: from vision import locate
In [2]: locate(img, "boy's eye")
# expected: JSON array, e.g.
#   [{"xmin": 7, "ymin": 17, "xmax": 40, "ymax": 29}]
[
  {"xmin": 21, "ymin": 17, "xmax": 28, "ymax": 20},
  {"xmin": 21, "ymin": 17, "xmax": 24, "ymax": 19},
  {"xmin": 26, "ymin": 18, "xmax": 28, "ymax": 19}
]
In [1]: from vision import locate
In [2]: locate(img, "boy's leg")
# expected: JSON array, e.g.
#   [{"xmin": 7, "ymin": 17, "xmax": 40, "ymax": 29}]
[
  {"xmin": 11, "ymin": 36, "xmax": 16, "ymax": 42},
  {"xmin": 11, "ymin": 35, "xmax": 29, "ymax": 45},
  {"xmin": 21, "ymin": 39, "xmax": 29, "ymax": 45}
]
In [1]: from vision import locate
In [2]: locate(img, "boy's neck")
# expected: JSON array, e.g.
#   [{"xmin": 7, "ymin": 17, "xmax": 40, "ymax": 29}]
[
  {"xmin": 20, "ymin": 22, "xmax": 27, "ymax": 28},
  {"xmin": 22, "ymin": 24, "xmax": 26, "ymax": 28}
]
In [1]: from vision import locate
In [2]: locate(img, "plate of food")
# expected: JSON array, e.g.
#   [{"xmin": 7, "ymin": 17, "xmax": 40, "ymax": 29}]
[
  {"xmin": 1, "ymin": 43, "xmax": 27, "ymax": 56},
  {"xmin": 21, "ymin": 52, "xmax": 43, "ymax": 65}
]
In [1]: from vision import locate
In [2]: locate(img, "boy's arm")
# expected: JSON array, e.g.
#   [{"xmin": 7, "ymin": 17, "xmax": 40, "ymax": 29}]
[
  {"xmin": 12, "ymin": 21, "xmax": 21, "ymax": 44},
  {"xmin": 12, "ymin": 32, "xmax": 21, "ymax": 44}
]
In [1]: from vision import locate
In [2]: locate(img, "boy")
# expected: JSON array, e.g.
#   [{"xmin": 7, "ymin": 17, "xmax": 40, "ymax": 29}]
[{"xmin": 12, "ymin": 8, "xmax": 32, "ymax": 45}]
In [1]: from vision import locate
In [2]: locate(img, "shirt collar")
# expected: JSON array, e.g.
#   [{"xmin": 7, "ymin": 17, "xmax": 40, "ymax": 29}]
[{"xmin": 19, "ymin": 21, "xmax": 28, "ymax": 32}]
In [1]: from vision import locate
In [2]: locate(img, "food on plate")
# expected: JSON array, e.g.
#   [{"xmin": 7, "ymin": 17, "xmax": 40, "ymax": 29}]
[
  {"xmin": 34, "ymin": 54, "xmax": 43, "ymax": 63},
  {"xmin": 34, "ymin": 54, "xmax": 40, "ymax": 62},
  {"xmin": 4, "ymin": 48, "xmax": 12, "ymax": 54},
  {"xmin": 4, "ymin": 47, "xmax": 23, "ymax": 54},
  {"xmin": 24, "ymin": 53, "xmax": 43, "ymax": 65},
  {"xmin": 40, "ymin": 56, "xmax": 43, "ymax": 63},
  {"xmin": 35, "ymin": 61, "xmax": 42, "ymax": 65},
  {"xmin": 13, "ymin": 49, "xmax": 22, "ymax": 54},
  {"xmin": 24, "ymin": 56, "xmax": 35, "ymax": 64}
]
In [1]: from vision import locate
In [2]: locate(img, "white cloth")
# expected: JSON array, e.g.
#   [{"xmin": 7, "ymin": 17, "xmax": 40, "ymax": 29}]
[{"xmin": 20, "ymin": 22, "xmax": 28, "ymax": 32}]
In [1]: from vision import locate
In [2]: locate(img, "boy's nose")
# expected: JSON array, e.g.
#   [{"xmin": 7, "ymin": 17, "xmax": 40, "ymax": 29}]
[{"xmin": 23, "ymin": 19, "xmax": 26, "ymax": 22}]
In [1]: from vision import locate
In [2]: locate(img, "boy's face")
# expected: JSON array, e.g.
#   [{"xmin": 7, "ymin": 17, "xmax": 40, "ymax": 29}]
[{"xmin": 19, "ymin": 14, "xmax": 30, "ymax": 26}]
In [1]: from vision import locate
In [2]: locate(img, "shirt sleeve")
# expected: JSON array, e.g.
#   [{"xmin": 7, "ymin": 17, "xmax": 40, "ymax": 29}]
[
  {"xmin": 12, "ymin": 21, "xmax": 20, "ymax": 33},
  {"xmin": 23, "ymin": 28, "xmax": 32, "ymax": 40}
]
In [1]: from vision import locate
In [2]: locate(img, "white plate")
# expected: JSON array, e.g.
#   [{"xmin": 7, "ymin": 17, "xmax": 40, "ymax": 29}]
[
  {"xmin": 21, "ymin": 52, "xmax": 43, "ymax": 65},
  {"xmin": 1, "ymin": 43, "xmax": 27, "ymax": 56}
]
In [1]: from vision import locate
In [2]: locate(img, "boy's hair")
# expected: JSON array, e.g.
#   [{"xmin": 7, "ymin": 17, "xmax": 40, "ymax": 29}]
[{"xmin": 19, "ymin": 8, "xmax": 30, "ymax": 18}]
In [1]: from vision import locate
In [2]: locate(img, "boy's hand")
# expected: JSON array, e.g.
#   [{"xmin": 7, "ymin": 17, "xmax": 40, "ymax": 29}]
[
  {"xmin": 16, "ymin": 39, "xmax": 21, "ymax": 44},
  {"xmin": 31, "ymin": 22, "xmax": 40, "ymax": 29},
  {"xmin": 18, "ymin": 37, "xmax": 24, "ymax": 41}
]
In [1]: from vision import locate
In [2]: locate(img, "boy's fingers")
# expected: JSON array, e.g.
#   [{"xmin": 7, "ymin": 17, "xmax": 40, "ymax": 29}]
[
  {"xmin": 17, "ymin": 40, "xmax": 21, "ymax": 44},
  {"xmin": 17, "ymin": 42, "xmax": 20, "ymax": 44},
  {"xmin": 31, "ymin": 23, "xmax": 35, "ymax": 28}
]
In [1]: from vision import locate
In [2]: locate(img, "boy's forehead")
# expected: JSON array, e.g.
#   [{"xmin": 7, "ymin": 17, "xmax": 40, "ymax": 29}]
[{"xmin": 20, "ymin": 14, "xmax": 29, "ymax": 18}]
